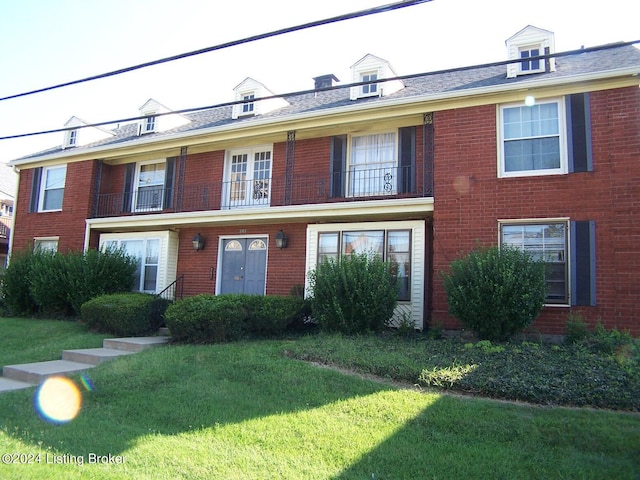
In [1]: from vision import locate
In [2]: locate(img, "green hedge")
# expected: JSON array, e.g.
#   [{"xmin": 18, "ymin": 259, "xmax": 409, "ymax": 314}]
[
  {"xmin": 164, "ymin": 294, "xmax": 309, "ymax": 343},
  {"xmin": 81, "ymin": 293, "xmax": 169, "ymax": 336}
]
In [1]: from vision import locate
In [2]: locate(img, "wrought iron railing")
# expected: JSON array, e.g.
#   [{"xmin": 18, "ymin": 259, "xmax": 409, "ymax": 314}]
[
  {"xmin": 156, "ymin": 275, "xmax": 184, "ymax": 301},
  {"xmin": 0, "ymin": 223, "xmax": 8, "ymax": 239},
  {"xmin": 94, "ymin": 166, "xmax": 431, "ymax": 218}
]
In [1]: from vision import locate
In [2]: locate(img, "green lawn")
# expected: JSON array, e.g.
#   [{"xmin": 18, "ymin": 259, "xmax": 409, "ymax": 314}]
[{"xmin": 0, "ymin": 319, "xmax": 638, "ymax": 479}]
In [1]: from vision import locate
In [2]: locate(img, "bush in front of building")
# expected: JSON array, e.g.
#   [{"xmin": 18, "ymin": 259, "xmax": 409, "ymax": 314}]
[
  {"xmin": 441, "ymin": 246, "xmax": 546, "ymax": 341},
  {"xmin": 164, "ymin": 294, "xmax": 311, "ymax": 343},
  {"xmin": 81, "ymin": 292, "xmax": 167, "ymax": 336},
  {"xmin": 1, "ymin": 247, "xmax": 137, "ymax": 317},
  {"xmin": 307, "ymin": 252, "xmax": 398, "ymax": 334}
]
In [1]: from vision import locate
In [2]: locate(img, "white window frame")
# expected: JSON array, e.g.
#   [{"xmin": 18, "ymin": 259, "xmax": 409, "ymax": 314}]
[
  {"xmin": 518, "ymin": 44, "xmax": 544, "ymax": 74},
  {"xmin": 360, "ymin": 71, "xmax": 378, "ymax": 97},
  {"xmin": 222, "ymin": 145, "xmax": 273, "ymax": 209},
  {"xmin": 101, "ymin": 237, "xmax": 161, "ymax": 293},
  {"xmin": 347, "ymin": 131, "xmax": 398, "ymax": 197},
  {"xmin": 499, "ymin": 218, "xmax": 570, "ymax": 306},
  {"xmin": 33, "ymin": 237, "xmax": 59, "ymax": 253},
  {"xmin": 65, "ymin": 129, "xmax": 78, "ymax": 148},
  {"xmin": 498, "ymin": 98, "xmax": 568, "ymax": 178},
  {"xmin": 241, "ymin": 92, "xmax": 255, "ymax": 115},
  {"xmin": 139, "ymin": 114, "xmax": 157, "ymax": 135},
  {"xmin": 133, "ymin": 159, "xmax": 166, "ymax": 212},
  {"xmin": 39, "ymin": 165, "xmax": 67, "ymax": 212}
]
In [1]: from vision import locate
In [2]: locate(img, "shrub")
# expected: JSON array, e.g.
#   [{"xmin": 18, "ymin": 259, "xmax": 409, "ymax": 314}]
[
  {"xmin": 163, "ymin": 294, "xmax": 248, "ymax": 343},
  {"xmin": 249, "ymin": 295, "xmax": 308, "ymax": 336},
  {"xmin": 441, "ymin": 246, "xmax": 546, "ymax": 341},
  {"xmin": 307, "ymin": 252, "xmax": 398, "ymax": 334},
  {"xmin": 29, "ymin": 250, "xmax": 78, "ymax": 316},
  {"xmin": 81, "ymin": 293, "xmax": 162, "ymax": 336},
  {"xmin": 0, "ymin": 248, "xmax": 37, "ymax": 315}
]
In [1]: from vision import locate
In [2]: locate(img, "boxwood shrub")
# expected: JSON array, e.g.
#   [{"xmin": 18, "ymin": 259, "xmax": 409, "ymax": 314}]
[
  {"xmin": 81, "ymin": 293, "xmax": 167, "ymax": 336},
  {"xmin": 164, "ymin": 294, "xmax": 309, "ymax": 343}
]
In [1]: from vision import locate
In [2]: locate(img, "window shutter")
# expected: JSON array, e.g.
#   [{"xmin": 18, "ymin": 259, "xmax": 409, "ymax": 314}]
[
  {"xmin": 29, "ymin": 167, "xmax": 42, "ymax": 212},
  {"xmin": 164, "ymin": 157, "xmax": 176, "ymax": 209},
  {"xmin": 567, "ymin": 93, "xmax": 593, "ymax": 173},
  {"xmin": 330, "ymin": 135, "xmax": 346, "ymax": 197},
  {"xmin": 570, "ymin": 220, "xmax": 596, "ymax": 306},
  {"xmin": 398, "ymin": 126, "xmax": 416, "ymax": 193},
  {"xmin": 122, "ymin": 163, "xmax": 135, "ymax": 213}
]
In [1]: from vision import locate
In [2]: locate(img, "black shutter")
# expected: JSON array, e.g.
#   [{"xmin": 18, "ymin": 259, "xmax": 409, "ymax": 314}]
[
  {"xmin": 398, "ymin": 126, "xmax": 416, "ymax": 193},
  {"xmin": 567, "ymin": 93, "xmax": 593, "ymax": 173},
  {"xmin": 122, "ymin": 163, "xmax": 135, "ymax": 213},
  {"xmin": 571, "ymin": 221, "xmax": 596, "ymax": 306},
  {"xmin": 330, "ymin": 135, "xmax": 346, "ymax": 197},
  {"xmin": 29, "ymin": 167, "xmax": 42, "ymax": 213},
  {"xmin": 164, "ymin": 157, "xmax": 176, "ymax": 209}
]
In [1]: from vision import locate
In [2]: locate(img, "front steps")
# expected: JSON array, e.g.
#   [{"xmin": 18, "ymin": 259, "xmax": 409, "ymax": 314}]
[{"xmin": 0, "ymin": 336, "xmax": 168, "ymax": 393}]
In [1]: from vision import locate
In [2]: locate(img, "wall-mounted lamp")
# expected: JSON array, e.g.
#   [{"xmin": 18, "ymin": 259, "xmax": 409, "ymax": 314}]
[
  {"xmin": 275, "ymin": 230, "xmax": 288, "ymax": 249},
  {"xmin": 192, "ymin": 233, "xmax": 205, "ymax": 251}
]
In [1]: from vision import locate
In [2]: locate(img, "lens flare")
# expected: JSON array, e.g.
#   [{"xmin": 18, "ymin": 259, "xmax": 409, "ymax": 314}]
[
  {"xmin": 80, "ymin": 374, "xmax": 94, "ymax": 392},
  {"xmin": 35, "ymin": 376, "xmax": 82, "ymax": 424}
]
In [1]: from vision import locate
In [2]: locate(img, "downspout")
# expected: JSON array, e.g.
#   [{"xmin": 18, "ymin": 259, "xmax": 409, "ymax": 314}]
[
  {"xmin": 83, "ymin": 221, "xmax": 91, "ymax": 253},
  {"xmin": 7, "ymin": 166, "xmax": 20, "ymax": 262}
]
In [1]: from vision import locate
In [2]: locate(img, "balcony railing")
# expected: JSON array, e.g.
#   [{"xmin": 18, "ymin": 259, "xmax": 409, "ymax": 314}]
[{"xmin": 94, "ymin": 166, "xmax": 432, "ymax": 218}]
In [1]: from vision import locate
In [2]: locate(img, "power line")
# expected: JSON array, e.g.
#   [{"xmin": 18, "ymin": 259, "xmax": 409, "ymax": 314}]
[
  {"xmin": 0, "ymin": 0, "xmax": 432, "ymax": 103},
  {"xmin": 2, "ymin": 40, "xmax": 638, "ymax": 142}
]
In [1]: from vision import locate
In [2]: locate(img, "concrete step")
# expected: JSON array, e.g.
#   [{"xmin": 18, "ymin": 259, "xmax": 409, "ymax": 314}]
[
  {"xmin": 103, "ymin": 336, "xmax": 169, "ymax": 353},
  {"xmin": 2, "ymin": 360, "xmax": 95, "ymax": 385},
  {"xmin": 0, "ymin": 377, "xmax": 35, "ymax": 392},
  {"xmin": 62, "ymin": 347, "xmax": 136, "ymax": 365}
]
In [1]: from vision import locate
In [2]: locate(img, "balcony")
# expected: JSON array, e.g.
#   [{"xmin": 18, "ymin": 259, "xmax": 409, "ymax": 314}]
[{"xmin": 94, "ymin": 166, "xmax": 433, "ymax": 218}]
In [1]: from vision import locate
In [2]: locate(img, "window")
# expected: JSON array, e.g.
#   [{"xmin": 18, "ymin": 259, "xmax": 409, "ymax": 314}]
[
  {"xmin": 349, "ymin": 132, "xmax": 397, "ymax": 196},
  {"xmin": 134, "ymin": 161, "xmax": 165, "ymax": 212},
  {"xmin": 103, "ymin": 238, "xmax": 160, "ymax": 292},
  {"xmin": 361, "ymin": 72, "xmax": 378, "ymax": 96},
  {"xmin": 142, "ymin": 115, "xmax": 156, "ymax": 133},
  {"xmin": 34, "ymin": 237, "xmax": 59, "ymax": 253},
  {"xmin": 39, "ymin": 165, "xmax": 67, "ymax": 211},
  {"xmin": 499, "ymin": 99, "xmax": 566, "ymax": 177},
  {"xmin": 519, "ymin": 46, "xmax": 542, "ymax": 73},
  {"xmin": 318, "ymin": 229, "xmax": 411, "ymax": 301},
  {"xmin": 224, "ymin": 147, "xmax": 272, "ymax": 208},
  {"xmin": 67, "ymin": 129, "xmax": 78, "ymax": 147},
  {"xmin": 501, "ymin": 222, "xmax": 567, "ymax": 304},
  {"xmin": 241, "ymin": 93, "xmax": 255, "ymax": 114}
]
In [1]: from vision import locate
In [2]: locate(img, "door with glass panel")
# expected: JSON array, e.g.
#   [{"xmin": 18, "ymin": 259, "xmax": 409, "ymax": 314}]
[
  {"xmin": 225, "ymin": 149, "xmax": 272, "ymax": 208},
  {"xmin": 219, "ymin": 238, "xmax": 267, "ymax": 295}
]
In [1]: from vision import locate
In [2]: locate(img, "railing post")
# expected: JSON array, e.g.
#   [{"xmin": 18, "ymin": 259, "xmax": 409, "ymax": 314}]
[
  {"xmin": 285, "ymin": 130, "xmax": 296, "ymax": 205},
  {"xmin": 423, "ymin": 113, "xmax": 434, "ymax": 197}
]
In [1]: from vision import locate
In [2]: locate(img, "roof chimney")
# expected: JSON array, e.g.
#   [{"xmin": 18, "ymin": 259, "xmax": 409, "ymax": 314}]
[{"xmin": 313, "ymin": 74, "xmax": 339, "ymax": 90}]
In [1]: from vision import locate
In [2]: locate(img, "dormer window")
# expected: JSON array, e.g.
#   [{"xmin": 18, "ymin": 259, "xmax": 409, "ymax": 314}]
[
  {"xmin": 506, "ymin": 26, "xmax": 555, "ymax": 78},
  {"xmin": 66, "ymin": 129, "xmax": 78, "ymax": 147},
  {"xmin": 241, "ymin": 93, "xmax": 255, "ymax": 115},
  {"xmin": 361, "ymin": 72, "xmax": 378, "ymax": 97},
  {"xmin": 519, "ymin": 46, "xmax": 542, "ymax": 73},
  {"xmin": 137, "ymin": 99, "xmax": 189, "ymax": 136},
  {"xmin": 142, "ymin": 115, "xmax": 157, "ymax": 134}
]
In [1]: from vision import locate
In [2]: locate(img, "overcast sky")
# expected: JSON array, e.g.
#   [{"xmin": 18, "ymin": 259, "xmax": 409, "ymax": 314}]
[{"xmin": 0, "ymin": 0, "xmax": 638, "ymax": 166}]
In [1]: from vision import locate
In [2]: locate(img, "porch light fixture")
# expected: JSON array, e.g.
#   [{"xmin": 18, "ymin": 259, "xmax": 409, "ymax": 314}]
[
  {"xmin": 275, "ymin": 230, "xmax": 288, "ymax": 249},
  {"xmin": 192, "ymin": 233, "xmax": 205, "ymax": 251}
]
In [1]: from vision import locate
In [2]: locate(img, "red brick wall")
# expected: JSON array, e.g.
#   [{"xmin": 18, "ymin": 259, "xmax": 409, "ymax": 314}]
[
  {"xmin": 13, "ymin": 161, "xmax": 97, "ymax": 252},
  {"xmin": 177, "ymin": 222, "xmax": 308, "ymax": 297},
  {"xmin": 432, "ymin": 87, "xmax": 640, "ymax": 335}
]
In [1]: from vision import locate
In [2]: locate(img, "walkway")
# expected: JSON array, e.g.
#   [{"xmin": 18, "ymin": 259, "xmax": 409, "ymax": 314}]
[{"xmin": 0, "ymin": 335, "xmax": 169, "ymax": 394}]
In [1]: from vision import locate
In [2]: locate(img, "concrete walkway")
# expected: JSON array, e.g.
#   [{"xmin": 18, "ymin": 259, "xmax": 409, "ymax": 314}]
[{"xmin": 0, "ymin": 335, "xmax": 169, "ymax": 394}]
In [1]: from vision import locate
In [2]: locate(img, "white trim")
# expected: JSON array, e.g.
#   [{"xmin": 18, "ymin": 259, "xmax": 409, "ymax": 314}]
[
  {"xmin": 222, "ymin": 145, "xmax": 273, "ymax": 209},
  {"xmin": 347, "ymin": 130, "xmax": 398, "ymax": 197},
  {"xmin": 38, "ymin": 165, "xmax": 67, "ymax": 212},
  {"xmin": 215, "ymin": 234, "xmax": 269, "ymax": 295},
  {"xmin": 497, "ymin": 98, "xmax": 568, "ymax": 178},
  {"xmin": 33, "ymin": 236, "xmax": 59, "ymax": 252},
  {"xmin": 133, "ymin": 158, "xmax": 166, "ymax": 212}
]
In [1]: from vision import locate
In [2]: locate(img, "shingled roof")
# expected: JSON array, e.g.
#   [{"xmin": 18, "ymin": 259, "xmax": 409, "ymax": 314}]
[{"xmin": 13, "ymin": 42, "xmax": 640, "ymax": 163}]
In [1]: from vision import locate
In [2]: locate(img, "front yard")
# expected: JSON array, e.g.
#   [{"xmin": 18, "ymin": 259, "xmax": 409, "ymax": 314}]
[{"xmin": 0, "ymin": 318, "xmax": 638, "ymax": 479}]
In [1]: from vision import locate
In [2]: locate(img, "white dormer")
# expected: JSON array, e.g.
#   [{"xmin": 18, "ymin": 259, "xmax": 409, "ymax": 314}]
[
  {"xmin": 137, "ymin": 99, "xmax": 190, "ymax": 135},
  {"xmin": 506, "ymin": 26, "xmax": 556, "ymax": 78},
  {"xmin": 62, "ymin": 116, "xmax": 114, "ymax": 149},
  {"xmin": 349, "ymin": 54, "xmax": 404, "ymax": 101},
  {"xmin": 231, "ymin": 78, "xmax": 289, "ymax": 120}
]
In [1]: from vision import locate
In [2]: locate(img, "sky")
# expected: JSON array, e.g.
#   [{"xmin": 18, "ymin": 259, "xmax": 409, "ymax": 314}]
[{"xmin": 0, "ymin": 0, "xmax": 638, "ymax": 171}]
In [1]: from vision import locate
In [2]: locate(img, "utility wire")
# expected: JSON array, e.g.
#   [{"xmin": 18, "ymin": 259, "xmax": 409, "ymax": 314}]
[
  {"xmin": 2, "ymin": 40, "xmax": 638, "ymax": 142},
  {"xmin": 0, "ymin": 0, "xmax": 432, "ymax": 102}
]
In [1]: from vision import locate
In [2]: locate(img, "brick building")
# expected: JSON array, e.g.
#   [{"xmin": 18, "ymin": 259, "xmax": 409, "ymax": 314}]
[{"xmin": 9, "ymin": 26, "xmax": 640, "ymax": 335}]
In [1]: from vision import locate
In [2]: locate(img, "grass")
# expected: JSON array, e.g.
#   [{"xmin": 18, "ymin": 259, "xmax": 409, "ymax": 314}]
[
  {"xmin": 0, "ymin": 321, "xmax": 639, "ymax": 479},
  {"xmin": 0, "ymin": 318, "xmax": 110, "ymax": 366}
]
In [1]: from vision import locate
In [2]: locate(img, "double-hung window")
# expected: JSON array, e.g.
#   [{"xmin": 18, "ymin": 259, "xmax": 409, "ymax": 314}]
[
  {"xmin": 317, "ymin": 229, "xmax": 411, "ymax": 301},
  {"xmin": 360, "ymin": 72, "xmax": 378, "ymax": 96},
  {"xmin": 501, "ymin": 222, "xmax": 568, "ymax": 304},
  {"xmin": 499, "ymin": 99, "xmax": 566, "ymax": 177},
  {"xmin": 135, "ymin": 161, "xmax": 165, "ymax": 212},
  {"xmin": 142, "ymin": 115, "xmax": 156, "ymax": 134},
  {"xmin": 241, "ymin": 93, "xmax": 255, "ymax": 114},
  {"xmin": 103, "ymin": 238, "xmax": 160, "ymax": 293},
  {"xmin": 349, "ymin": 132, "xmax": 397, "ymax": 196},
  {"xmin": 519, "ymin": 46, "xmax": 542, "ymax": 73},
  {"xmin": 34, "ymin": 237, "xmax": 59, "ymax": 253},
  {"xmin": 39, "ymin": 165, "xmax": 67, "ymax": 211}
]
